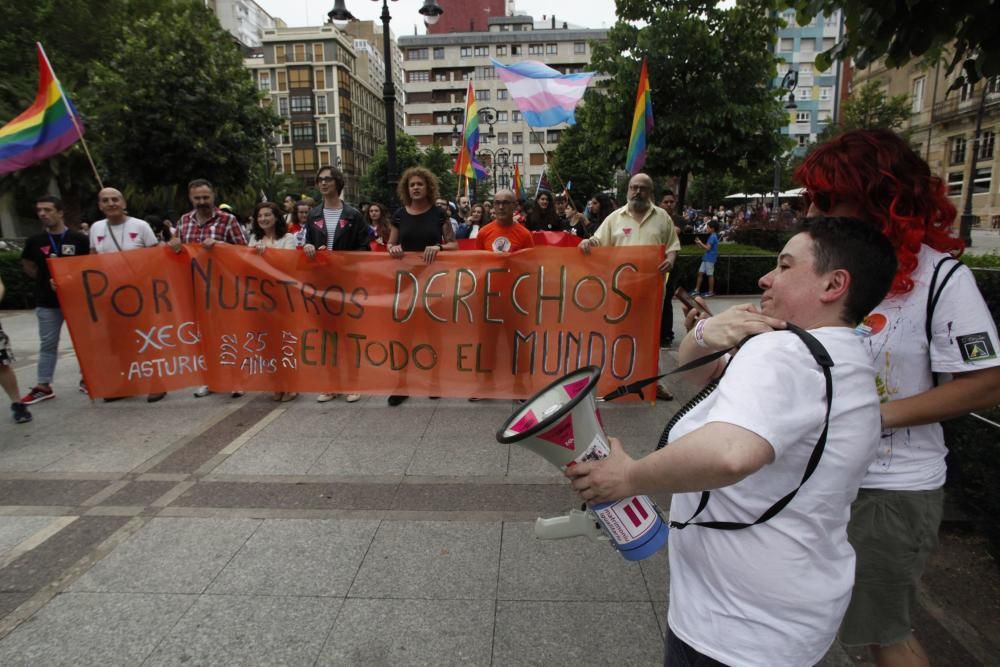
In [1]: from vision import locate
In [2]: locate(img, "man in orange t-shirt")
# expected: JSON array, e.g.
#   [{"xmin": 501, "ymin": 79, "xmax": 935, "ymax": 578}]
[{"xmin": 477, "ymin": 189, "xmax": 535, "ymax": 252}]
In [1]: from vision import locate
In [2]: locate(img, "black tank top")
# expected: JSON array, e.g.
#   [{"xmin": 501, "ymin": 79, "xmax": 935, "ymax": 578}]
[{"xmin": 391, "ymin": 206, "xmax": 447, "ymax": 252}]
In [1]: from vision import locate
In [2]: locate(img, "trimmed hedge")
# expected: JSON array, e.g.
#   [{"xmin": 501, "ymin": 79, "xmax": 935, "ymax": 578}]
[{"xmin": 944, "ymin": 408, "xmax": 1000, "ymax": 560}]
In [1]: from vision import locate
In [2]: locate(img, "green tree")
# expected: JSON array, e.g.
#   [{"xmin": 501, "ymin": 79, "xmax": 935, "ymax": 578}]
[
  {"xmin": 360, "ymin": 133, "xmax": 422, "ymax": 205},
  {"xmin": 783, "ymin": 0, "xmax": 999, "ymax": 82},
  {"xmin": 551, "ymin": 88, "xmax": 618, "ymax": 203},
  {"xmin": 422, "ymin": 144, "xmax": 459, "ymax": 201},
  {"xmin": 565, "ymin": 0, "xmax": 788, "ymax": 208},
  {"xmin": 816, "ymin": 80, "xmax": 912, "ymax": 143},
  {"xmin": 88, "ymin": 1, "xmax": 278, "ymax": 207}
]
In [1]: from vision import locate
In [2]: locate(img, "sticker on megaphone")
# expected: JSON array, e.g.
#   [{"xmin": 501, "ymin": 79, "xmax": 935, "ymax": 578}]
[{"xmin": 497, "ymin": 366, "xmax": 668, "ymax": 561}]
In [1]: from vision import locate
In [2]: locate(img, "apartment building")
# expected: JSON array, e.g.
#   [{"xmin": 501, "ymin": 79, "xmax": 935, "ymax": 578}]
[
  {"xmin": 399, "ymin": 14, "xmax": 607, "ymax": 192},
  {"xmin": 773, "ymin": 8, "xmax": 845, "ymax": 155},
  {"xmin": 342, "ymin": 20, "xmax": 405, "ymax": 133},
  {"xmin": 205, "ymin": 0, "xmax": 277, "ymax": 49},
  {"xmin": 245, "ymin": 24, "xmax": 387, "ymax": 201},
  {"xmin": 852, "ymin": 59, "xmax": 1000, "ymax": 225}
]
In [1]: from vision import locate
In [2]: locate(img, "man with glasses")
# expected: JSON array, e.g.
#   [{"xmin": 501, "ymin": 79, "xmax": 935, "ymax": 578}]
[
  {"xmin": 579, "ymin": 173, "xmax": 680, "ymax": 401},
  {"xmin": 476, "ymin": 190, "xmax": 535, "ymax": 253}
]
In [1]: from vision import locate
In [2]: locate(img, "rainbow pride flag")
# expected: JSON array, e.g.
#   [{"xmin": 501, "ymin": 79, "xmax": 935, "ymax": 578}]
[
  {"xmin": 512, "ymin": 162, "xmax": 524, "ymax": 200},
  {"xmin": 625, "ymin": 58, "xmax": 653, "ymax": 176},
  {"xmin": 0, "ymin": 44, "xmax": 83, "ymax": 176},
  {"xmin": 452, "ymin": 80, "xmax": 487, "ymax": 181}
]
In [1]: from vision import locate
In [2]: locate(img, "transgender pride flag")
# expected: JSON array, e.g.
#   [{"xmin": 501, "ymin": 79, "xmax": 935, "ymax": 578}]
[{"xmin": 492, "ymin": 59, "xmax": 595, "ymax": 128}]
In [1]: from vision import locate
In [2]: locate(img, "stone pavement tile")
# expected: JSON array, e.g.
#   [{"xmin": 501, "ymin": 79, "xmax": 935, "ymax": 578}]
[
  {"xmin": 0, "ymin": 479, "xmax": 110, "ymax": 507},
  {"xmin": 493, "ymin": 600, "xmax": 663, "ymax": 666},
  {"xmin": 506, "ymin": 443, "xmax": 563, "ymax": 478},
  {"xmin": 143, "ymin": 594, "xmax": 340, "ymax": 667},
  {"xmin": 307, "ymin": 436, "xmax": 418, "ymax": 476},
  {"xmin": 99, "ymin": 481, "xmax": 178, "ymax": 507},
  {"xmin": 0, "ymin": 435, "xmax": 78, "ymax": 473},
  {"xmin": 0, "ymin": 516, "xmax": 129, "ymax": 594},
  {"xmin": 654, "ymin": 603, "xmax": 667, "ymax": 637},
  {"xmin": 407, "ymin": 432, "xmax": 509, "ymax": 476},
  {"xmin": 338, "ymin": 406, "xmax": 436, "ymax": 439},
  {"xmin": 247, "ymin": 406, "xmax": 355, "ymax": 443},
  {"xmin": 173, "ymin": 481, "xmax": 398, "ymax": 511},
  {"xmin": 639, "ymin": 546, "xmax": 670, "ymax": 602},
  {"xmin": 40, "ymin": 433, "xmax": 179, "ymax": 473},
  {"xmin": 0, "ymin": 516, "xmax": 62, "ymax": 556},
  {"xmin": 349, "ymin": 520, "xmax": 500, "ymax": 600},
  {"xmin": 318, "ymin": 598, "xmax": 494, "ymax": 666},
  {"xmin": 0, "ymin": 592, "xmax": 195, "ymax": 667},
  {"xmin": 207, "ymin": 519, "xmax": 379, "ymax": 597},
  {"xmin": 423, "ymin": 405, "xmax": 514, "ymax": 438},
  {"xmin": 70, "ymin": 517, "xmax": 259, "ymax": 594},
  {"xmin": 498, "ymin": 521, "xmax": 650, "ymax": 601},
  {"xmin": 212, "ymin": 436, "xmax": 330, "ymax": 476},
  {"xmin": 393, "ymin": 483, "xmax": 576, "ymax": 513}
]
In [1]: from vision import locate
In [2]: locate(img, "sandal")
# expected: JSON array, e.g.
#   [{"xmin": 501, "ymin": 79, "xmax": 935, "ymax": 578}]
[{"xmin": 280, "ymin": 392, "xmax": 299, "ymax": 402}]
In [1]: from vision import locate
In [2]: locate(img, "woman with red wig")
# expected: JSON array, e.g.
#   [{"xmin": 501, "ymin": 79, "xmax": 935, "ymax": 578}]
[{"xmin": 797, "ymin": 128, "xmax": 1000, "ymax": 666}]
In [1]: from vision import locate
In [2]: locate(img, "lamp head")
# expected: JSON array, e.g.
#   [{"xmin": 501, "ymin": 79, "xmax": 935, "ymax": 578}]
[
  {"xmin": 328, "ymin": 0, "xmax": 354, "ymax": 29},
  {"xmin": 419, "ymin": 0, "xmax": 443, "ymax": 25}
]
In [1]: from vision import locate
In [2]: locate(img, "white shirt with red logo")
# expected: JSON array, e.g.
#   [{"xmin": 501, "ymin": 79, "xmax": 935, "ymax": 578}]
[{"xmin": 90, "ymin": 217, "xmax": 159, "ymax": 254}]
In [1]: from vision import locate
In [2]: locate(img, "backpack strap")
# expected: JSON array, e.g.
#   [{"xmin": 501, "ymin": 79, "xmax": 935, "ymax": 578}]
[
  {"xmin": 669, "ymin": 324, "xmax": 835, "ymax": 531},
  {"xmin": 925, "ymin": 256, "xmax": 962, "ymax": 387}
]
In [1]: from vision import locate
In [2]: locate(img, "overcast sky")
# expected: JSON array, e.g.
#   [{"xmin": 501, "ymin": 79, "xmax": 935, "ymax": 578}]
[{"xmin": 254, "ymin": 0, "xmax": 617, "ymax": 36}]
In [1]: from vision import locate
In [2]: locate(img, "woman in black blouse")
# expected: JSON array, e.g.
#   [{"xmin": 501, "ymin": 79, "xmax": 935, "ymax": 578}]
[{"xmin": 385, "ymin": 167, "xmax": 457, "ymax": 406}]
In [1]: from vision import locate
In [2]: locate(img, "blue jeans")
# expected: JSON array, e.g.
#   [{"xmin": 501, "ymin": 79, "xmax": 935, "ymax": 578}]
[{"xmin": 36, "ymin": 307, "xmax": 64, "ymax": 385}]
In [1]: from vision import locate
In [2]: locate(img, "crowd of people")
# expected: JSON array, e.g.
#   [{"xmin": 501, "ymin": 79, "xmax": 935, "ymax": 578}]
[{"xmin": 1, "ymin": 130, "xmax": 998, "ymax": 666}]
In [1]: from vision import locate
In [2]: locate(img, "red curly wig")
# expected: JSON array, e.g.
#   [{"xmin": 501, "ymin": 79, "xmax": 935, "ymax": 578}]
[{"xmin": 795, "ymin": 129, "xmax": 963, "ymax": 295}]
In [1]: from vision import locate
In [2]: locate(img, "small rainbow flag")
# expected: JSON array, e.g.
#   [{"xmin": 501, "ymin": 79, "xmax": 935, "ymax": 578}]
[
  {"xmin": 452, "ymin": 80, "xmax": 488, "ymax": 181},
  {"xmin": 0, "ymin": 44, "xmax": 84, "ymax": 176},
  {"xmin": 625, "ymin": 58, "xmax": 653, "ymax": 176},
  {"xmin": 512, "ymin": 162, "xmax": 524, "ymax": 200}
]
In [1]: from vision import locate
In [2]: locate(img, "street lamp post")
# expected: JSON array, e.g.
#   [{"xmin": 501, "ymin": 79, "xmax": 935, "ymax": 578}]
[
  {"xmin": 477, "ymin": 146, "xmax": 512, "ymax": 192},
  {"xmin": 773, "ymin": 69, "xmax": 798, "ymax": 221},
  {"xmin": 959, "ymin": 82, "xmax": 989, "ymax": 248},
  {"xmin": 328, "ymin": 0, "xmax": 444, "ymax": 206}
]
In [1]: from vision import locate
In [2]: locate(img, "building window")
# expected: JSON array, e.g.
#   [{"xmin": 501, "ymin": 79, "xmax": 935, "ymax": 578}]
[
  {"xmin": 796, "ymin": 111, "xmax": 811, "ymax": 123},
  {"xmin": 822, "ymin": 37, "xmax": 835, "ymax": 51},
  {"xmin": 460, "ymin": 46, "xmax": 472, "ymax": 58},
  {"xmin": 407, "ymin": 47, "xmax": 429, "ymax": 60},
  {"xmin": 293, "ymin": 44, "xmax": 306, "ymax": 62},
  {"xmin": 319, "ymin": 149, "xmax": 330, "ymax": 165},
  {"xmin": 475, "ymin": 89, "xmax": 490, "ymax": 101},
  {"xmin": 779, "ymin": 37, "xmax": 793, "ymax": 52},
  {"xmin": 497, "ymin": 89, "xmax": 508, "ymax": 100},
  {"xmin": 973, "ymin": 167, "xmax": 992, "ymax": 194},
  {"xmin": 529, "ymin": 44, "xmax": 544, "ymax": 55},
  {"xmin": 529, "ymin": 131, "xmax": 544, "ymax": 143},
  {"xmin": 481, "ymin": 135, "xmax": 491, "ymax": 145},
  {"xmin": 474, "ymin": 46, "xmax": 488, "ymax": 56},
  {"xmin": 977, "ymin": 130, "xmax": 996, "ymax": 160},
  {"xmin": 988, "ymin": 76, "xmax": 1000, "ymax": 94},
  {"xmin": 817, "ymin": 110, "xmax": 832, "ymax": 123},
  {"xmin": 289, "ymin": 67, "xmax": 310, "ymax": 88},
  {"xmin": 258, "ymin": 72, "xmax": 271, "ymax": 91},
  {"xmin": 315, "ymin": 68, "xmax": 326, "ymax": 89},
  {"xmin": 546, "ymin": 43, "xmax": 558, "ymax": 54},
  {"xmin": 497, "ymin": 132, "xmax": 509, "ymax": 145},
  {"xmin": 512, "ymin": 153, "xmax": 523, "ymax": 165},
  {"xmin": 281, "ymin": 151, "xmax": 292, "ymax": 173},
  {"xmin": 574, "ymin": 42, "xmax": 586, "ymax": 54},
  {"xmin": 511, "ymin": 45, "xmax": 522, "ymax": 56},
  {"xmin": 318, "ymin": 121, "xmax": 328, "ymax": 143},
  {"xmin": 433, "ymin": 47, "xmax": 445, "ymax": 59},
  {"xmin": 960, "ymin": 81, "xmax": 975, "ymax": 101},
  {"xmin": 947, "ymin": 171, "xmax": 964, "ymax": 196},
  {"xmin": 275, "ymin": 45, "xmax": 286, "ymax": 64},
  {"xmin": 512, "ymin": 110, "xmax": 521, "ymax": 122},
  {"xmin": 819, "ymin": 87, "xmax": 832, "ymax": 100},
  {"xmin": 278, "ymin": 97, "xmax": 289, "ymax": 117},
  {"xmin": 290, "ymin": 95, "xmax": 313, "ymax": 113},
  {"xmin": 496, "ymin": 45, "xmax": 507, "ymax": 56},
  {"xmin": 797, "ymin": 134, "xmax": 810, "ymax": 147},
  {"xmin": 276, "ymin": 71, "xmax": 287, "ymax": 92},
  {"xmin": 512, "ymin": 132, "xmax": 523, "ymax": 144},
  {"xmin": 407, "ymin": 70, "xmax": 430, "ymax": 82},
  {"xmin": 912, "ymin": 76, "xmax": 925, "ymax": 113},
  {"xmin": 800, "ymin": 38, "xmax": 815, "ymax": 53},
  {"xmin": 292, "ymin": 123, "xmax": 314, "ymax": 142},
  {"xmin": 475, "ymin": 65, "xmax": 495, "ymax": 79},
  {"xmin": 313, "ymin": 44, "xmax": 323, "ymax": 62},
  {"xmin": 546, "ymin": 130, "xmax": 560, "ymax": 143},
  {"xmin": 950, "ymin": 136, "xmax": 967, "ymax": 165},
  {"xmin": 797, "ymin": 86, "xmax": 812, "ymax": 100},
  {"xmin": 497, "ymin": 110, "xmax": 508, "ymax": 121},
  {"xmin": 293, "ymin": 148, "xmax": 316, "ymax": 173},
  {"xmin": 316, "ymin": 95, "xmax": 327, "ymax": 114}
]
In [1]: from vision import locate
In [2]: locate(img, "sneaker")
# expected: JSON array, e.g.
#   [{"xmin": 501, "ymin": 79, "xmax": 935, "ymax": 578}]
[
  {"xmin": 193, "ymin": 385, "xmax": 211, "ymax": 398},
  {"xmin": 387, "ymin": 395, "xmax": 408, "ymax": 407},
  {"xmin": 689, "ymin": 290, "xmax": 701, "ymax": 297},
  {"xmin": 230, "ymin": 391, "xmax": 244, "ymax": 398},
  {"xmin": 12, "ymin": 402, "xmax": 32, "ymax": 424},
  {"xmin": 317, "ymin": 393, "xmax": 339, "ymax": 403},
  {"xmin": 78, "ymin": 379, "xmax": 87, "ymax": 394},
  {"xmin": 345, "ymin": 393, "xmax": 361, "ymax": 403},
  {"xmin": 20, "ymin": 386, "xmax": 54, "ymax": 405},
  {"xmin": 702, "ymin": 291, "xmax": 715, "ymax": 297},
  {"xmin": 146, "ymin": 392, "xmax": 167, "ymax": 403}
]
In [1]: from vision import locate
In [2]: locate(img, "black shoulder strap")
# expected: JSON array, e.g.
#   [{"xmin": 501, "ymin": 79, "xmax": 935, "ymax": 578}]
[
  {"xmin": 669, "ymin": 325, "xmax": 835, "ymax": 531},
  {"xmin": 926, "ymin": 256, "xmax": 962, "ymax": 343}
]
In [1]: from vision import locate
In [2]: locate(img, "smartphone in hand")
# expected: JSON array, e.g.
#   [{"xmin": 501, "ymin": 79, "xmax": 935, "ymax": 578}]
[{"xmin": 674, "ymin": 287, "xmax": 712, "ymax": 316}]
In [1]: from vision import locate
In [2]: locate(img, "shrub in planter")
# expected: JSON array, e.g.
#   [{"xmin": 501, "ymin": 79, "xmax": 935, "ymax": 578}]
[
  {"xmin": 944, "ymin": 407, "xmax": 1000, "ymax": 561},
  {"xmin": 0, "ymin": 252, "xmax": 33, "ymax": 310}
]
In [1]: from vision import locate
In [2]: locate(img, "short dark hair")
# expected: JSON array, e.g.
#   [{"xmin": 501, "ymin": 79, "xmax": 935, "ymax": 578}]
[
  {"xmin": 36, "ymin": 195, "xmax": 63, "ymax": 211},
  {"xmin": 797, "ymin": 216, "xmax": 897, "ymax": 324},
  {"xmin": 315, "ymin": 165, "xmax": 345, "ymax": 194},
  {"xmin": 188, "ymin": 178, "xmax": 213, "ymax": 191},
  {"xmin": 661, "ymin": 189, "xmax": 675, "ymax": 198},
  {"xmin": 708, "ymin": 219, "xmax": 721, "ymax": 232},
  {"xmin": 252, "ymin": 202, "xmax": 289, "ymax": 240}
]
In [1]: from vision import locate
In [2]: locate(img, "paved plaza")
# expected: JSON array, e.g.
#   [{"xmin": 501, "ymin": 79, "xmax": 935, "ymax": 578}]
[{"xmin": 0, "ymin": 297, "xmax": 995, "ymax": 665}]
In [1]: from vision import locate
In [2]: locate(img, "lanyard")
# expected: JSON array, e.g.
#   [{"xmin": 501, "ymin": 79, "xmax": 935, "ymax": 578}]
[{"xmin": 46, "ymin": 230, "xmax": 68, "ymax": 257}]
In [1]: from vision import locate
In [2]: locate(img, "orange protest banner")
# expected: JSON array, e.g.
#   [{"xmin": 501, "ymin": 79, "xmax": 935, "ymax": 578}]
[{"xmin": 50, "ymin": 244, "xmax": 664, "ymax": 400}]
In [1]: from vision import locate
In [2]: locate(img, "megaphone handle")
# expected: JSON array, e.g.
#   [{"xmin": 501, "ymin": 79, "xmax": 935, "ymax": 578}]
[{"xmin": 534, "ymin": 509, "xmax": 607, "ymax": 542}]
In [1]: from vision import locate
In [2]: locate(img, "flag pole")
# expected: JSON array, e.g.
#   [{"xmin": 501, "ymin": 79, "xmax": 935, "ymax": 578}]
[{"xmin": 37, "ymin": 42, "xmax": 104, "ymax": 190}]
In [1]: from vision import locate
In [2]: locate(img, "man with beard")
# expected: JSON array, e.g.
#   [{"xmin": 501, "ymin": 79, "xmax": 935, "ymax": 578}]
[
  {"xmin": 170, "ymin": 179, "xmax": 248, "ymax": 399},
  {"xmin": 579, "ymin": 173, "xmax": 680, "ymax": 400}
]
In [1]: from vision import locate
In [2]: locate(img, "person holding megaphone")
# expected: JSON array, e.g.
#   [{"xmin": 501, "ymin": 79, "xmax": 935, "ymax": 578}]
[{"xmin": 567, "ymin": 217, "xmax": 897, "ymax": 667}]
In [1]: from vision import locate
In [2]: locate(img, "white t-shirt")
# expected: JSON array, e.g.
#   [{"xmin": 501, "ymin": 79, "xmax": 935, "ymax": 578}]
[
  {"xmin": 858, "ymin": 244, "xmax": 1000, "ymax": 490},
  {"xmin": 90, "ymin": 217, "xmax": 159, "ymax": 254},
  {"xmin": 667, "ymin": 328, "xmax": 881, "ymax": 667},
  {"xmin": 248, "ymin": 233, "xmax": 297, "ymax": 250}
]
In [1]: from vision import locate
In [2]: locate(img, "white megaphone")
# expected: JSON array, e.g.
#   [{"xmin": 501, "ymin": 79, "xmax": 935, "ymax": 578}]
[{"xmin": 496, "ymin": 366, "xmax": 668, "ymax": 561}]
